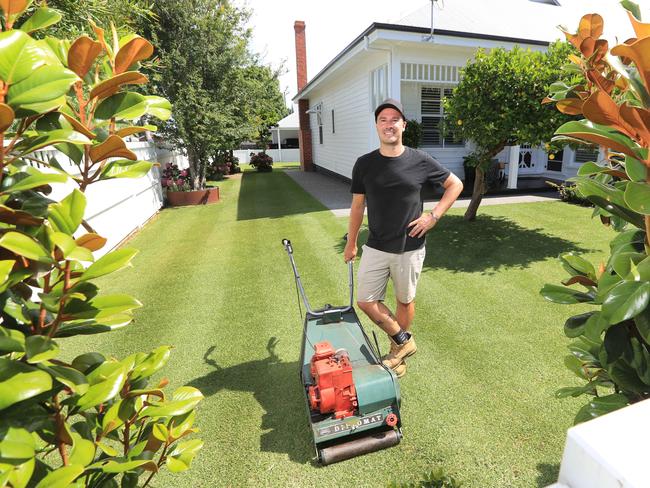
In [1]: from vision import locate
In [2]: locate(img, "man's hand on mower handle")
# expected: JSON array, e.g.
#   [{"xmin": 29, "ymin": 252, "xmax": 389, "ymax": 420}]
[
  {"xmin": 344, "ymin": 242, "xmax": 357, "ymax": 262},
  {"xmin": 408, "ymin": 212, "xmax": 439, "ymax": 238}
]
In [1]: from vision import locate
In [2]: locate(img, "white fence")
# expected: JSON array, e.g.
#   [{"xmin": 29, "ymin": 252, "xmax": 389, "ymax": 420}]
[
  {"xmin": 234, "ymin": 148, "xmax": 300, "ymax": 163},
  {"xmin": 34, "ymin": 142, "xmax": 187, "ymax": 257}
]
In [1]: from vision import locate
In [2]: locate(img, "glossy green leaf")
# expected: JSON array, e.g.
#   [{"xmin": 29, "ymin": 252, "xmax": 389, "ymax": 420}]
[
  {"xmin": 0, "ymin": 30, "xmax": 45, "ymax": 85},
  {"xmin": 560, "ymin": 253, "xmax": 595, "ymax": 278},
  {"xmin": 69, "ymin": 432, "xmax": 95, "ymax": 467},
  {"xmin": 2, "ymin": 171, "xmax": 68, "ymax": 193},
  {"xmin": 166, "ymin": 439, "xmax": 203, "ymax": 473},
  {"xmin": 48, "ymin": 188, "xmax": 86, "ymax": 235},
  {"xmin": 555, "ymin": 384, "xmax": 595, "ymax": 399},
  {"xmin": 6, "ymin": 457, "xmax": 35, "ymax": 488},
  {"xmin": 19, "ymin": 6, "xmax": 62, "ymax": 33},
  {"xmin": 95, "ymin": 92, "xmax": 147, "ymax": 120},
  {"xmin": 589, "ymin": 195, "xmax": 646, "ymax": 230},
  {"xmin": 25, "ymin": 336, "xmax": 59, "ymax": 364},
  {"xmin": 38, "ymin": 364, "xmax": 88, "ymax": 394},
  {"xmin": 152, "ymin": 423, "xmax": 169, "ymax": 442},
  {"xmin": 88, "ymin": 458, "xmax": 157, "ymax": 473},
  {"xmin": 584, "ymin": 312, "xmax": 609, "ymax": 342},
  {"xmin": 602, "ymin": 281, "xmax": 650, "ymax": 324},
  {"xmin": 577, "ymin": 161, "xmax": 606, "ymax": 176},
  {"xmin": 34, "ymin": 464, "xmax": 84, "ymax": 488},
  {"xmin": 574, "ymin": 394, "xmax": 629, "ymax": 424},
  {"xmin": 540, "ymin": 284, "xmax": 594, "ymax": 304},
  {"xmin": 0, "ymin": 358, "xmax": 53, "ymax": 410},
  {"xmin": 169, "ymin": 411, "xmax": 196, "ymax": 440},
  {"xmin": 564, "ymin": 312, "xmax": 595, "ymax": 338},
  {"xmin": 65, "ymin": 294, "xmax": 141, "ymax": 319},
  {"xmin": 55, "ymin": 314, "xmax": 133, "ymax": 337},
  {"xmin": 71, "ymin": 352, "xmax": 105, "ymax": 374},
  {"xmin": 130, "ymin": 345, "xmax": 171, "ymax": 381},
  {"xmin": 624, "ymin": 155, "xmax": 647, "ymax": 182},
  {"xmin": 0, "ymin": 427, "xmax": 35, "ymax": 460},
  {"xmin": 141, "ymin": 386, "xmax": 203, "ymax": 418},
  {"xmin": 14, "ymin": 129, "xmax": 89, "ymax": 157},
  {"xmin": 0, "ymin": 326, "xmax": 24, "ymax": 354},
  {"xmin": 7, "ymin": 65, "xmax": 77, "ymax": 108},
  {"xmin": 13, "ymin": 94, "xmax": 67, "ymax": 117},
  {"xmin": 80, "ymin": 248, "xmax": 138, "ymax": 282},
  {"xmin": 0, "ymin": 231, "xmax": 51, "ymax": 263},
  {"xmin": 635, "ymin": 311, "xmax": 650, "ymax": 343},
  {"xmin": 624, "ymin": 182, "xmax": 650, "ymax": 215},
  {"xmin": 100, "ymin": 160, "xmax": 154, "ymax": 180},
  {"xmin": 50, "ymin": 232, "xmax": 94, "ymax": 262},
  {"xmin": 564, "ymin": 354, "xmax": 588, "ymax": 379},
  {"xmin": 554, "ymin": 121, "xmax": 645, "ymax": 160},
  {"xmin": 143, "ymin": 96, "xmax": 171, "ymax": 120},
  {"xmin": 609, "ymin": 360, "xmax": 648, "ymax": 394},
  {"xmin": 574, "ymin": 177, "xmax": 627, "ymax": 208},
  {"xmin": 603, "ymin": 326, "xmax": 629, "ymax": 365},
  {"xmin": 610, "ymin": 252, "xmax": 646, "ymax": 279},
  {"xmin": 74, "ymin": 362, "xmax": 127, "ymax": 411}
]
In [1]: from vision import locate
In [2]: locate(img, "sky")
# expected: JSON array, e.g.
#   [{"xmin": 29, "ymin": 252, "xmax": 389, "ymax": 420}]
[{"xmin": 234, "ymin": 0, "xmax": 650, "ymax": 109}]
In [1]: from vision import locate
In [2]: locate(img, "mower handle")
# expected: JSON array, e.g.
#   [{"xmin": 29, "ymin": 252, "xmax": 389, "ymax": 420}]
[{"xmin": 282, "ymin": 239, "xmax": 354, "ymax": 317}]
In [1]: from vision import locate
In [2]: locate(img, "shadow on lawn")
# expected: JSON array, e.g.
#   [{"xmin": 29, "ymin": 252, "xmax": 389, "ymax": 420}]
[
  {"xmin": 536, "ymin": 462, "xmax": 560, "ymax": 487},
  {"xmin": 334, "ymin": 215, "xmax": 591, "ymax": 275},
  {"xmin": 186, "ymin": 338, "xmax": 313, "ymax": 464},
  {"xmin": 237, "ymin": 170, "xmax": 325, "ymax": 221}
]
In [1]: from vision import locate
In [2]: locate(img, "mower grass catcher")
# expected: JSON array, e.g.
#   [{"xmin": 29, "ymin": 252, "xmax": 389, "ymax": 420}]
[{"xmin": 282, "ymin": 239, "xmax": 402, "ymax": 465}]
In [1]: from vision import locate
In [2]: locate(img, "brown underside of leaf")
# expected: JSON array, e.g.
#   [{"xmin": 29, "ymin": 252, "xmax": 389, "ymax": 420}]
[
  {"xmin": 578, "ymin": 13, "xmax": 604, "ymax": 40},
  {"xmin": 68, "ymin": 36, "xmax": 103, "ymax": 77},
  {"xmin": 619, "ymin": 103, "xmax": 650, "ymax": 147},
  {"xmin": 556, "ymin": 98, "xmax": 584, "ymax": 115},
  {"xmin": 59, "ymin": 112, "xmax": 95, "ymax": 139},
  {"xmin": 89, "ymin": 135, "xmax": 137, "ymax": 163},
  {"xmin": 90, "ymin": 72, "xmax": 148, "ymax": 100},
  {"xmin": 562, "ymin": 275, "xmax": 598, "ymax": 287},
  {"xmin": 0, "ymin": 0, "xmax": 30, "ymax": 18},
  {"xmin": 75, "ymin": 233, "xmax": 107, "ymax": 251},
  {"xmin": 115, "ymin": 126, "xmax": 149, "ymax": 138},
  {"xmin": 626, "ymin": 10, "xmax": 650, "ymax": 38},
  {"xmin": 0, "ymin": 103, "xmax": 14, "ymax": 133},
  {"xmin": 611, "ymin": 37, "xmax": 650, "ymax": 90},
  {"xmin": 114, "ymin": 38, "xmax": 154, "ymax": 74},
  {"xmin": 582, "ymin": 91, "xmax": 634, "ymax": 138},
  {"xmin": 0, "ymin": 205, "xmax": 43, "ymax": 226}
]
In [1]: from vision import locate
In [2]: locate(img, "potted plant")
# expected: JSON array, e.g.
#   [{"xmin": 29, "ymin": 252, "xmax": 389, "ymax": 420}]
[{"xmin": 161, "ymin": 163, "xmax": 219, "ymax": 206}]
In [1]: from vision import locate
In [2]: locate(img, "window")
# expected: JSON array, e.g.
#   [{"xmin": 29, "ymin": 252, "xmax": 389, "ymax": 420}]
[
  {"xmin": 420, "ymin": 86, "xmax": 462, "ymax": 147},
  {"xmin": 332, "ymin": 109, "xmax": 335, "ymax": 134},
  {"xmin": 371, "ymin": 65, "xmax": 388, "ymax": 110},
  {"xmin": 574, "ymin": 146, "xmax": 599, "ymax": 163}
]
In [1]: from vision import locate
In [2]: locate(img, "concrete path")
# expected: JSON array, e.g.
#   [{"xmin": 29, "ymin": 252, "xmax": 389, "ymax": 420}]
[{"xmin": 284, "ymin": 168, "xmax": 559, "ymax": 217}]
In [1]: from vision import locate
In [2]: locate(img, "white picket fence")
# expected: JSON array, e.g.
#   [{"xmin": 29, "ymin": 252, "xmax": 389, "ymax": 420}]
[
  {"xmin": 33, "ymin": 142, "xmax": 188, "ymax": 257},
  {"xmin": 234, "ymin": 148, "xmax": 300, "ymax": 164}
]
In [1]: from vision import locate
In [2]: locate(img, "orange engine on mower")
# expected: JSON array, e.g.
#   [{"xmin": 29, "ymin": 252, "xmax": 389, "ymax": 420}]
[{"xmin": 308, "ymin": 341, "xmax": 358, "ymax": 419}]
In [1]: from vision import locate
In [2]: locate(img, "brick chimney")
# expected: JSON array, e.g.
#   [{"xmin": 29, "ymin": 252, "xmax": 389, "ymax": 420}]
[{"xmin": 294, "ymin": 20, "xmax": 313, "ymax": 172}]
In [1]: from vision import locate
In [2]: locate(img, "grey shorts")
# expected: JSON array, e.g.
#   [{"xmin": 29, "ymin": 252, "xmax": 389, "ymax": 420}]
[{"xmin": 357, "ymin": 245, "xmax": 426, "ymax": 304}]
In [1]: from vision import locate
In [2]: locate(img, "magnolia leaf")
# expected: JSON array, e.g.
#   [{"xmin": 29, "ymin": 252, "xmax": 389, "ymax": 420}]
[
  {"xmin": 624, "ymin": 182, "xmax": 650, "ymax": 215},
  {"xmin": 144, "ymin": 96, "xmax": 171, "ymax": 121},
  {"xmin": 0, "ymin": 426, "xmax": 35, "ymax": 460},
  {"xmin": 0, "ymin": 231, "xmax": 51, "ymax": 263},
  {"xmin": 0, "ymin": 28, "xmax": 44, "ymax": 85},
  {"xmin": 561, "ymin": 253, "xmax": 596, "ymax": 278},
  {"xmin": 0, "ymin": 205, "xmax": 42, "ymax": 226},
  {"xmin": 0, "ymin": 0, "xmax": 32, "ymax": 22},
  {"xmin": 166, "ymin": 439, "xmax": 203, "ymax": 473},
  {"xmin": 18, "ymin": 6, "xmax": 61, "ymax": 33},
  {"xmin": 95, "ymin": 91, "xmax": 147, "ymax": 120},
  {"xmin": 14, "ymin": 129, "xmax": 89, "ymax": 157},
  {"xmin": 74, "ymin": 362, "xmax": 127, "ymax": 411},
  {"xmin": 540, "ymin": 284, "xmax": 594, "ymax": 304},
  {"xmin": 59, "ymin": 112, "xmax": 95, "ymax": 139},
  {"xmin": 564, "ymin": 311, "xmax": 596, "ymax": 338},
  {"xmin": 100, "ymin": 159, "xmax": 154, "ymax": 180},
  {"xmin": 48, "ymin": 188, "xmax": 86, "ymax": 234},
  {"xmin": 79, "ymin": 248, "xmax": 138, "ymax": 281},
  {"xmin": 115, "ymin": 124, "xmax": 156, "ymax": 138},
  {"xmin": 70, "ymin": 352, "xmax": 105, "ymax": 374},
  {"xmin": 34, "ymin": 465, "xmax": 84, "ymax": 488},
  {"xmin": 89, "ymin": 135, "xmax": 136, "ymax": 163},
  {"xmin": 37, "ymin": 364, "xmax": 88, "ymax": 394},
  {"xmin": 130, "ymin": 346, "xmax": 171, "ymax": 381},
  {"xmin": 0, "ymin": 325, "xmax": 25, "ymax": 354},
  {"xmin": 89, "ymin": 458, "xmax": 157, "ymax": 473},
  {"xmin": 624, "ymin": 155, "xmax": 647, "ymax": 182},
  {"xmin": 75, "ymin": 233, "xmax": 107, "ymax": 252},
  {"xmin": 55, "ymin": 314, "xmax": 133, "ymax": 337},
  {"xmin": 13, "ymin": 94, "xmax": 66, "ymax": 118},
  {"xmin": 554, "ymin": 120, "xmax": 644, "ymax": 160},
  {"xmin": 67, "ymin": 36, "xmax": 102, "ymax": 77},
  {"xmin": 114, "ymin": 37, "xmax": 153, "ymax": 74},
  {"xmin": 141, "ymin": 386, "xmax": 203, "ymax": 418},
  {"xmin": 574, "ymin": 393, "xmax": 629, "ymax": 424},
  {"xmin": 0, "ymin": 103, "xmax": 14, "ymax": 132},
  {"xmin": 68, "ymin": 432, "xmax": 95, "ymax": 467},
  {"xmin": 577, "ymin": 161, "xmax": 606, "ymax": 176},
  {"xmin": 25, "ymin": 335, "xmax": 59, "ymax": 363},
  {"xmin": 0, "ymin": 358, "xmax": 53, "ymax": 410},
  {"xmin": 152, "ymin": 423, "xmax": 169, "ymax": 442},
  {"xmin": 89, "ymin": 71, "xmax": 148, "ymax": 100},
  {"xmin": 602, "ymin": 281, "xmax": 650, "ymax": 324},
  {"xmin": 7, "ymin": 65, "xmax": 79, "ymax": 108},
  {"xmin": 50, "ymin": 232, "xmax": 94, "ymax": 262},
  {"xmin": 64, "ymin": 293, "xmax": 142, "ymax": 319}
]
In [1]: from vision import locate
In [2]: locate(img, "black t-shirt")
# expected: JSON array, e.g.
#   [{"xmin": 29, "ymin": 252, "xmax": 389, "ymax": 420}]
[{"xmin": 350, "ymin": 146, "xmax": 450, "ymax": 253}]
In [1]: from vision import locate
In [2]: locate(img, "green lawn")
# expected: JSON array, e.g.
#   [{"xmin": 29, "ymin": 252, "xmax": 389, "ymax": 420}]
[{"xmin": 68, "ymin": 169, "xmax": 612, "ymax": 487}]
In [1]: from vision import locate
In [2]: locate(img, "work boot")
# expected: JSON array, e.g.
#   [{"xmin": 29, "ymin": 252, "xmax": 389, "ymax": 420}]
[
  {"xmin": 392, "ymin": 361, "xmax": 407, "ymax": 378},
  {"xmin": 382, "ymin": 334, "xmax": 416, "ymax": 369}
]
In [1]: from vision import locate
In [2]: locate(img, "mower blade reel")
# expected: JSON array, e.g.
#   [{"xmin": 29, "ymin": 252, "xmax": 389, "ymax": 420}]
[{"xmin": 318, "ymin": 429, "xmax": 401, "ymax": 465}]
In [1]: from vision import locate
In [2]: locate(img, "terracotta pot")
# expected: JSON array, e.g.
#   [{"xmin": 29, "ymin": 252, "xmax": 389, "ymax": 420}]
[{"xmin": 166, "ymin": 187, "xmax": 219, "ymax": 207}]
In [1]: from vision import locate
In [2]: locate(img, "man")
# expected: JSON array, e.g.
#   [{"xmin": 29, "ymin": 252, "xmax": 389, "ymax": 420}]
[{"xmin": 344, "ymin": 98, "xmax": 463, "ymax": 378}]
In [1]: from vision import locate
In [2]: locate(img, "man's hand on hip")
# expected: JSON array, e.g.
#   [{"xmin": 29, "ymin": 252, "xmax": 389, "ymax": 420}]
[
  {"xmin": 408, "ymin": 212, "xmax": 439, "ymax": 238},
  {"xmin": 344, "ymin": 243, "xmax": 357, "ymax": 262}
]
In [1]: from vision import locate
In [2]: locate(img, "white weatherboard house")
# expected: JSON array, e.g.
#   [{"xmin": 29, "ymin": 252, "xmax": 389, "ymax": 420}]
[{"xmin": 291, "ymin": 0, "xmax": 635, "ymax": 187}]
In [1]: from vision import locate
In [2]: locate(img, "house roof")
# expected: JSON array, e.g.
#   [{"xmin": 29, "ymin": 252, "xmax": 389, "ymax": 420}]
[
  {"xmin": 293, "ymin": 0, "xmax": 636, "ymax": 102},
  {"xmin": 274, "ymin": 111, "xmax": 299, "ymax": 129}
]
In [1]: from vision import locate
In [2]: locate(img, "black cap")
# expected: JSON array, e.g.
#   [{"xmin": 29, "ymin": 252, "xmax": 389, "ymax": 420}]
[{"xmin": 374, "ymin": 98, "xmax": 405, "ymax": 121}]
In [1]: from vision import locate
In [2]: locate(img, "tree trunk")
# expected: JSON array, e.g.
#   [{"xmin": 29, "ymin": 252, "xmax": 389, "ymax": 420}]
[
  {"xmin": 464, "ymin": 166, "xmax": 486, "ymax": 221},
  {"xmin": 187, "ymin": 147, "xmax": 200, "ymax": 190}
]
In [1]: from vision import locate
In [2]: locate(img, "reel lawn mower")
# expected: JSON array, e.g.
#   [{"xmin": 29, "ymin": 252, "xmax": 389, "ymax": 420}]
[{"xmin": 281, "ymin": 239, "xmax": 402, "ymax": 465}]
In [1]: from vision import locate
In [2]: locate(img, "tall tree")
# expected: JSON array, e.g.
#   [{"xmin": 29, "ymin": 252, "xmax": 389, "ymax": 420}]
[
  {"xmin": 445, "ymin": 41, "xmax": 578, "ymax": 220},
  {"xmin": 143, "ymin": 0, "xmax": 286, "ymax": 189}
]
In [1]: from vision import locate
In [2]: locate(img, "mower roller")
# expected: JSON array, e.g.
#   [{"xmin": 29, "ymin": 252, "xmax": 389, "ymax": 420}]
[{"xmin": 281, "ymin": 239, "xmax": 402, "ymax": 465}]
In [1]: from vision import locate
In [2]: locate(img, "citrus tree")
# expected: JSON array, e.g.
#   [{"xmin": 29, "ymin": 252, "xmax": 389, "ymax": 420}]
[
  {"xmin": 541, "ymin": 3, "xmax": 650, "ymax": 423},
  {"xmin": 0, "ymin": 2, "xmax": 203, "ymax": 486}
]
